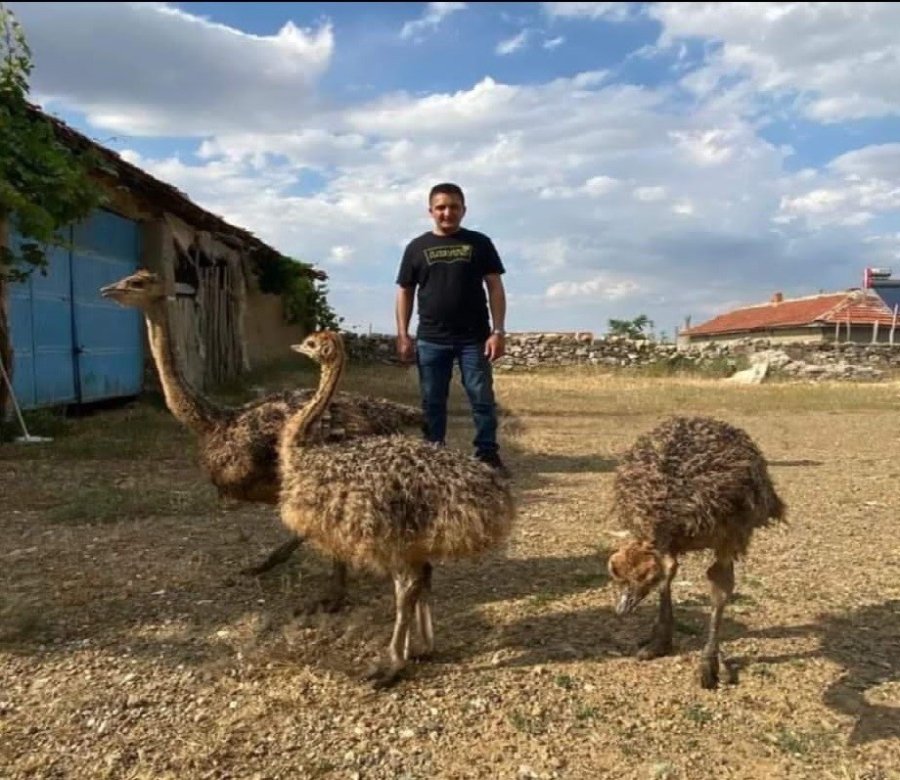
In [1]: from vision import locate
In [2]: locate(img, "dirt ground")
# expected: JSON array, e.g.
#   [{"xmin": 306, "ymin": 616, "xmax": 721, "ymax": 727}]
[{"xmin": 1, "ymin": 364, "xmax": 899, "ymax": 780}]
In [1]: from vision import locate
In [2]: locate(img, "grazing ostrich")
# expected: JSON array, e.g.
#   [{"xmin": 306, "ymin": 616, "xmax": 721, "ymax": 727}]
[
  {"xmin": 278, "ymin": 331, "xmax": 515, "ymax": 687},
  {"xmin": 99, "ymin": 270, "xmax": 422, "ymax": 601},
  {"xmin": 607, "ymin": 416, "xmax": 786, "ymax": 689}
]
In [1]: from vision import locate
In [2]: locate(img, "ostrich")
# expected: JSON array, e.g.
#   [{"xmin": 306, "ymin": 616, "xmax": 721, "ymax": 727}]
[
  {"xmin": 99, "ymin": 270, "xmax": 422, "ymax": 603},
  {"xmin": 607, "ymin": 416, "xmax": 786, "ymax": 689},
  {"xmin": 278, "ymin": 331, "xmax": 515, "ymax": 687}
]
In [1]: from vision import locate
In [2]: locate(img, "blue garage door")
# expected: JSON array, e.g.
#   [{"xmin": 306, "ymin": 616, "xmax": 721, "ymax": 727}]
[{"xmin": 7, "ymin": 209, "xmax": 143, "ymax": 409}]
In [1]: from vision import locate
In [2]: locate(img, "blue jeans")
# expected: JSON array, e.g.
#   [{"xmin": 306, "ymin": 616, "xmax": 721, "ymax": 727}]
[{"xmin": 415, "ymin": 339, "xmax": 499, "ymax": 457}]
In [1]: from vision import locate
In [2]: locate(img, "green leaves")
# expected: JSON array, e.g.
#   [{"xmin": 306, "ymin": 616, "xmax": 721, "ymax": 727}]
[
  {"xmin": 607, "ymin": 314, "xmax": 655, "ymax": 340},
  {"xmin": 258, "ymin": 254, "xmax": 342, "ymax": 332}
]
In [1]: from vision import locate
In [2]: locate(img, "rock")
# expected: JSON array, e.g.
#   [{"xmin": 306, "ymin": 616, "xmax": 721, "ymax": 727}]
[{"xmin": 726, "ymin": 360, "xmax": 769, "ymax": 384}]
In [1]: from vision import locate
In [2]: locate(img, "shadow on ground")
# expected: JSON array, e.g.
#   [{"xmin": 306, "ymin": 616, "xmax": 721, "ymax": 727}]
[{"xmin": 485, "ymin": 596, "xmax": 899, "ymax": 745}]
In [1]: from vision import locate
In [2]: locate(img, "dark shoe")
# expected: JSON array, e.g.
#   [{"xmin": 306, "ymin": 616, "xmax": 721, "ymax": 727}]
[{"xmin": 476, "ymin": 451, "xmax": 511, "ymax": 478}]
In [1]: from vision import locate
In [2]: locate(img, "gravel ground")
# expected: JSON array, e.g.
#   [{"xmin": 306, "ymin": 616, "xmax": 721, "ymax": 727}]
[{"xmin": 2, "ymin": 371, "xmax": 899, "ymax": 779}]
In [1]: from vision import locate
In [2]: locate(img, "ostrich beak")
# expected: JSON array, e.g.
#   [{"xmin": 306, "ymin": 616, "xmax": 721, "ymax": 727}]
[
  {"xmin": 100, "ymin": 281, "xmax": 128, "ymax": 302},
  {"xmin": 615, "ymin": 589, "xmax": 639, "ymax": 616},
  {"xmin": 290, "ymin": 343, "xmax": 315, "ymax": 359}
]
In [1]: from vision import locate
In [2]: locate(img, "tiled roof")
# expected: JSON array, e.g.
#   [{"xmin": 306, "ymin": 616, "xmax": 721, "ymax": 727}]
[{"xmin": 683, "ymin": 291, "xmax": 897, "ymax": 337}]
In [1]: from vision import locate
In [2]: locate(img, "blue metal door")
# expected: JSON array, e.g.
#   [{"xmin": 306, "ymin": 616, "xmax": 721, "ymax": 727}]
[
  {"xmin": 7, "ymin": 237, "xmax": 77, "ymax": 408},
  {"xmin": 71, "ymin": 210, "xmax": 143, "ymax": 401},
  {"xmin": 6, "ymin": 209, "xmax": 143, "ymax": 409}
]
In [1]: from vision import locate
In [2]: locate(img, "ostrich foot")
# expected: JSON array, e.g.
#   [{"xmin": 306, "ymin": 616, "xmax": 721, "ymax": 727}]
[
  {"xmin": 636, "ymin": 628, "xmax": 672, "ymax": 661},
  {"xmin": 403, "ymin": 643, "xmax": 434, "ymax": 662},
  {"xmin": 699, "ymin": 653, "xmax": 738, "ymax": 689},
  {"xmin": 241, "ymin": 537, "xmax": 301, "ymax": 576},
  {"xmin": 699, "ymin": 655, "xmax": 720, "ymax": 689},
  {"xmin": 365, "ymin": 662, "xmax": 406, "ymax": 690}
]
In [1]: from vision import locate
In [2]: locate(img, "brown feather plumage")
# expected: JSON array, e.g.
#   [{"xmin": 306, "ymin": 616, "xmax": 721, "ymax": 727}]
[
  {"xmin": 277, "ymin": 331, "xmax": 515, "ymax": 684},
  {"xmin": 608, "ymin": 415, "xmax": 787, "ymax": 688},
  {"xmin": 201, "ymin": 389, "xmax": 423, "ymax": 504},
  {"xmin": 280, "ymin": 434, "xmax": 514, "ymax": 575},
  {"xmin": 278, "ymin": 331, "xmax": 515, "ymax": 575},
  {"xmin": 613, "ymin": 415, "xmax": 786, "ymax": 559}
]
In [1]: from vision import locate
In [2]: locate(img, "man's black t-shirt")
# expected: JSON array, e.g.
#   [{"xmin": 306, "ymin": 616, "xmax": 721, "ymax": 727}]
[{"xmin": 396, "ymin": 228, "xmax": 505, "ymax": 344}]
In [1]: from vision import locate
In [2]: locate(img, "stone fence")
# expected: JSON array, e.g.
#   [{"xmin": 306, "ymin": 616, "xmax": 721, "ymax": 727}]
[{"xmin": 342, "ymin": 332, "xmax": 900, "ymax": 381}]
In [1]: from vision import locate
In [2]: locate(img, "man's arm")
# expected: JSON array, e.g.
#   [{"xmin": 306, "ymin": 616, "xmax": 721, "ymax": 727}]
[
  {"xmin": 395, "ymin": 285, "xmax": 416, "ymax": 362},
  {"xmin": 484, "ymin": 273, "xmax": 506, "ymax": 362}
]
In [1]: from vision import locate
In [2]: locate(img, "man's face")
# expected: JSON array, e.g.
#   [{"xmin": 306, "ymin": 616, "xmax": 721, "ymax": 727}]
[{"xmin": 429, "ymin": 192, "xmax": 465, "ymax": 235}]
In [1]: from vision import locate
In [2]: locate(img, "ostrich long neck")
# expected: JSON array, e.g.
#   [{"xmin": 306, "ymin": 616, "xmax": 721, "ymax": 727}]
[
  {"xmin": 144, "ymin": 302, "xmax": 222, "ymax": 434},
  {"xmin": 279, "ymin": 350, "xmax": 344, "ymax": 465}
]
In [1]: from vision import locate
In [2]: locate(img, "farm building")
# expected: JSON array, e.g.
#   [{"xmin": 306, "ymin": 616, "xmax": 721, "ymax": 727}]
[
  {"xmin": 1, "ymin": 108, "xmax": 325, "ymax": 412},
  {"xmin": 865, "ymin": 267, "xmax": 900, "ymax": 313},
  {"xmin": 678, "ymin": 288, "xmax": 900, "ymax": 348}
]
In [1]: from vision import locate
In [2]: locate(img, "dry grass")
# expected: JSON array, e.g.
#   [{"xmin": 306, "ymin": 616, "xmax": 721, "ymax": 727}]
[{"xmin": 1, "ymin": 363, "xmax": 899, "ymax": 779}]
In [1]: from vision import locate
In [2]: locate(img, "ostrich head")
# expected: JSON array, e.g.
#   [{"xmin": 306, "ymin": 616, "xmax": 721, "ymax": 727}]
[
  {"xmin": 608, "ymin": 540, "xmax": 663, "ymax": 616},
  {"xmin": 100, "ymin": 269, "xmax": 165, "ymax": 309},
  {"xmin": 291, "ymin": 331, "xmax": 345, "ymax": 366}
]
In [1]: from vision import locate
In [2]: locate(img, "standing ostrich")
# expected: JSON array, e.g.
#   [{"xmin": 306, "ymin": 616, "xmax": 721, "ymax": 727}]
[
  {"xmin": 100, "ymin": 270, "xmax": 422, "ymax": 603},
  {"xmin": 278, "ymin": 331, "xmax": 515, "ymax": 687},
  {"xmin": 607, "ymin": 415, "xmax": 786, "ymax": 689}
]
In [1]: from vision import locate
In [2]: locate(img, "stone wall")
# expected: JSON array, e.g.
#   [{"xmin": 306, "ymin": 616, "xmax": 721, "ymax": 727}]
[{"xmin": 342, "ymin": 332, "xmax": 900, "ymax": 381}]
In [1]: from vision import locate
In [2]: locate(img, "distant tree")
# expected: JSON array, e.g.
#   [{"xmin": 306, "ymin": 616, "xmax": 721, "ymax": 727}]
[{"xmin": 607, "ymin": 314, "xmax": 654, "ymax": 340}]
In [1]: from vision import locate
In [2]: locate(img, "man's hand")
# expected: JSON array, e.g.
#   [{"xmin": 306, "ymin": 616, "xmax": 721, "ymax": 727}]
[
  {"xmin": 396, "ymin": 334, "xmax": 415, "ymax": 363},
  {"xmin": 484, "ymin": 333, "xmax": 506, "ymax": 362}
]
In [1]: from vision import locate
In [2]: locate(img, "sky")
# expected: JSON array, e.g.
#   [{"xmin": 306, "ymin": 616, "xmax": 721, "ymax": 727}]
[{"xmin": 9, "ymin": 2, "xmax": 900, "ymax": 337}]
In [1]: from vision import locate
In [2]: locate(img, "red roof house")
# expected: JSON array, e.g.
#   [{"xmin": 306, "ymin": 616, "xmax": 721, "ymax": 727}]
[{"xmin": 679, "ymin": 289, "xmax": 899, "ymax": 345}]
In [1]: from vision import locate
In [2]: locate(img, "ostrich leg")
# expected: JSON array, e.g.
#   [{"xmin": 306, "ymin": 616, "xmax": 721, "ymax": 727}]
[
  {"xmin": 699, "ymin": 557, "xmax": 735, "ymax": 689},
  {"xmin": 368, "ymin": 565, "xmax": 427, "ymax": 689},
  {"xmin": 406, "ymin": 562, "xmax": 434, "ymax": 660},
  {"xmin": 637, "ymin": 554, "xmax": 678, "ymax": 660}
]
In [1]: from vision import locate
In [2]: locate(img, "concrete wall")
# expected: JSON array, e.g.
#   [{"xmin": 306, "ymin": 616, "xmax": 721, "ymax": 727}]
[
  {"xmin": 678, "ymin": 327, "xmax": 826, "ymax": 348},
  {"xmin": 243, "ymin": 291, "xmax": 308, "ymax": 366}
]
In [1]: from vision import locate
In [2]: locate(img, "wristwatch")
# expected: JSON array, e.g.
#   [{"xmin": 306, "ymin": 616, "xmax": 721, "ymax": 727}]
[{"xmin": 492, "ymin": 328, "xmax": 506, "ymax": 336}]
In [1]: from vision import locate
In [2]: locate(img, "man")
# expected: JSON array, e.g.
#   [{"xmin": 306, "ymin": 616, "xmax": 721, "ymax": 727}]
[{"xmin": 395, "ymin": 182, "xmax": 510, "ymax": 477}]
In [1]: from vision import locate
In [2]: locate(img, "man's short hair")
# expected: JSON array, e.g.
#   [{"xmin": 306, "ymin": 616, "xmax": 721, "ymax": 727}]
[{"xmin": 429, "ymin": 182, "xmax": 465, "ymax": 205}]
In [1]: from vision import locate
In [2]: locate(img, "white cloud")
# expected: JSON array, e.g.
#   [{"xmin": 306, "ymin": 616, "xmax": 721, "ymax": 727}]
[
  {"xmin": 778, "ymin": 143, "xmax": 900, "ymax": 228},
  {"xmin": 781, "ymin": 189, "xmax": 848, "ymax": 216},
  {"xmin": 546, "ymin": 273, "xmax": 641, "ymax": 301},
  {"xmin": 400, "ymin": 2, "xmax": 467, "ymax": 41},
  {"xmin": 197, "ymin": 130, "xmax": 371, "ymax": 169},
  {"xmin": 539, "ymin": 175, "xmax": 619, "ymax": 200},
  {"xmin": 669, "ymin": 128, "xmax": 736, "ymax": 166},
  {"xmin": 830, "ymin": 144, "xmax": 900, "ymax": 181},
  {"xmin": 516, "ymin": 238, "xmax": 575, "ymax": 275},
  {"xmin": 8, "ymin": 1, "xmax": 332, "ymax": 136},
  {"xmin": 328, "ymin": 245, "xmax": 355, "ymax": 266},
  {"xmin": 496, "ymin": 30, "xmax": 529, "ymax": 56},
  {"xmin": 651, "ymin": 2, "xmax": 900, "ymax": 122},
  {"xmin": 634, "ymin": 186, "xmax": 667, "ymax": 202},
  {"xmin": 543, "ymin": 36, "xmax": 565, "ymax": 50},
  {"xmin": 542, "ymin": 2, "xmax": 637, "ymax": 22}
]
